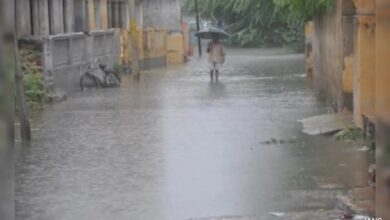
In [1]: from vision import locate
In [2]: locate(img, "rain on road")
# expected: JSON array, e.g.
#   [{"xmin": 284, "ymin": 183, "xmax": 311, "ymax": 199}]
[{"xmin": 16, "ymin": 48, "xmax": 369, "ymax": 220}]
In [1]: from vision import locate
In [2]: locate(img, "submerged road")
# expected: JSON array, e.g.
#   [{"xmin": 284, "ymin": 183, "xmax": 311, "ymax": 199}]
[{"xmin": 16, "ymin": 48, "xmax": 369, "ymax": 220}]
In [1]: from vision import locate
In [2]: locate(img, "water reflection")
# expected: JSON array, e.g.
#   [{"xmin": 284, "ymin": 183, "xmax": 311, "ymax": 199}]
[{"xmin": 208, "ymin": 81, "xmax": 226, "ymax": 99}]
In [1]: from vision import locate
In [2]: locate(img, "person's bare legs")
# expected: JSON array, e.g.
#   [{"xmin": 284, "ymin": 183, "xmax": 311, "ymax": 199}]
[
  {"xmin": 210, "ymin": 62, "xmax": 218, "ymax": 82},
  {"xmin": 215, "ymin": 69, "xmax": 219, "ymax": 82}
]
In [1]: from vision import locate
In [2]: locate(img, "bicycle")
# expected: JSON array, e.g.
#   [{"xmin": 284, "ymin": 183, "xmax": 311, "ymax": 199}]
[{"xmin": 80, "ymin": 60, "xmax": 121, "ymax": 91}]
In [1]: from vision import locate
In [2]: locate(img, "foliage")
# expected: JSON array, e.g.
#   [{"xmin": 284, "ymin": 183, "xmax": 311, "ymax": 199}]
[
  {"xmin": 20, "ymin": 46, "xmax": 45, "ymax": 109},
  {"xmin": 273, "ymin": 0, "xmax": 335, "ymax": 22},
  {"xmin": 334, "ymin": 127, "xmax": 375, "ymax": 157},
  {"xmin": 279, "ymin": 20, "xmax": 305, "ymax": 52},
  {"xmin": 24, "ymin": 73, "xmax": 45, "ymax": 109},
  {"xmin": 273, "ymin": 0, "xmax": 334, "ymax": 51},
  {"xmin": 335, "ymin": 127, "xmax": 363, "ymax": 143},
  {"xmin": 183, "ymin": 0, "xmax": 283, "ymax": 47},
  {"xmin": 113, "ymin": 63, "xmax": 124, "ymax": 74},
  {"xmin": 334, "ymin": 127, "xmax": 375, "ymax": 154},
  {"xmin": 183, "ymin": 0, "xmax": 334, "ymax": 50}
]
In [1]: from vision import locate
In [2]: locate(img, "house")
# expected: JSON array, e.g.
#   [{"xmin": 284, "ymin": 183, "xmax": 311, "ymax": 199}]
[
  {"xmin": 306, "ymin": 1, "xmax": 390, "ymax": 217},
  {"xmin": 15, "ymin": 0, "xmax": 127, "ymax": 94},
  {"xmin": 14, "ymin": 0, "xmax": 183, "ymax": 94},
  {"xmin": 143, "ymin": 0, "xmax": 182, "ymax": 32}
]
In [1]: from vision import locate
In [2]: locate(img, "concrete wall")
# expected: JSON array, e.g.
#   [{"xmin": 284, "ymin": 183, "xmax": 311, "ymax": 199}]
[
  {"xmin": 375, "ymin": 1, "xmax": 390, "ymax": 217},
  {"xmin": 311, "ymin": 0, "xmax": 375, "ymax": 127},
  {"xmin": 43, "ymin": 30, "xmax": 120, "ymax": 93},
  {"xmin": 353, "ymin": 0, "xmax": 376, "ymax": 127},
  {"xmin": 16, "ymin": 0, "xmax": 70, "ymax": 37},
  {"xmin": 14, "ymin": 0, "xmax": 174, "ymax": 93},
  {"xmin": 1, "ymin": 0, "xmax": 15, "ymax": 33},
  {"xmin": 143, "ymin": 0, "xmax": 181, "ymax": 31},
  {"xmin": 309, "ymin": 2, "xmax": 390, "ymax": 216},
  {"xmin": 310, "ymin": 0, "xmax": 357, "ymax": 112},
  {"xmin": 14, "ymin": 0, "xmax": 124, "ymax": 94},
  {"xmin": 121, "ymin": 27, "xmax": 168, "ymax": 70},
  {"xmin": 311, "ymin": 1, "xmax": 343, "ymax": 111}
]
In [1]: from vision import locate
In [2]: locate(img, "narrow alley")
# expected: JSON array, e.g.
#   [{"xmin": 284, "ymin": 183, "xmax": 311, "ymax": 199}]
[{"xmin": 16, "ymin": 49, "xmax": 370, "ymax": 220}]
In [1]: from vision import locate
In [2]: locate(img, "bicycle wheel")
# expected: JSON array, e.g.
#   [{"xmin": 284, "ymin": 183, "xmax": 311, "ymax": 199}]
[
  {"xmin": 104, "ymin": 72, "xmax": 120, "ymax": 87},
  {"xmin": 113, "ymin": 71, "xmax": 121, "ymax": 83},
  {"xmin": 108, "ymin": 70, "xmax": 121, "ymax": 83},
  {"xmin": 80, "ymin": 73, "xmax": 100, "ymax": 91}
]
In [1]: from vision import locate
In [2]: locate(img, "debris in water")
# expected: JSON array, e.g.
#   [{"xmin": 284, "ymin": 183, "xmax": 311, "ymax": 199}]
[
  {"xmin": 269, "ymin": 212, "xmax": 285, "ymax": 218},
  {"xmin": 353, "ymin": 215, "xmax": 371, "ymax": 220},
  {"xmin": 357, "ymin": 146, "xmax": 369, "ymax": 152},
  {"xmin": 368, "ymin": 164, "xmax": 376, "ymax": 188},
  {"xmin": 260, "ymin": 137, "xmax": 298, "ymax": 145},
  {"xmin": 319, "ymin": 183, "xmax": 345, "ymax": 189},
  {"xmin": 339, "ymin": 212, "xmax": 354, "ymax": 219}
]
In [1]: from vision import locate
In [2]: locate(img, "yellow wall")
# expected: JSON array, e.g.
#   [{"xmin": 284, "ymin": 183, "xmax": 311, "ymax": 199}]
[
  {"xmin": 101, "ymin": 0, "xmax": 109, "ymax": 30},
  {"xmin": 85, "ymin": 1, "xmax": 178, "ymax": 67},
  {"xmin": 87, "ymin": 0, "xmax": 111, "ymax": 31},
  {"xmin": 305, "ymin": 21, "xmax": 314, "ymax": 79},
  {"xmin": 87, "ymin": 0, "xmax": 96, "ymax": 31},
  {"xmin": 353, "ymin": 0, "xmax": 375, "ymax": 13},
  {"xmin": 122, "ymin": 27, "xmax": 169, "ymax": 65},
  {"xmin": 120, "ymin": 30, "xmax": 130, "ymax": 64},
  {"xmin": 353, "ymin": 14, "xmax": 376, "ymax": 127},
  {"xmin": 375, "ymin": 1, "xmax": 390, "ymax": 218},
  {"xmin": 375, "ymin": 2, "xmax": 390, "ymax": 124},
  {"xmin": 342, "ymin": 56, "xmax": 353, "ymax": 93},
  {"xmin": 167, "ymin": 34, "xmax": 184, "ymax": 64}
]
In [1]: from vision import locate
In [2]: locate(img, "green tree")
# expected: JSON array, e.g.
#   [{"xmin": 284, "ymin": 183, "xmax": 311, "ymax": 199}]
[
  {"xmin": 273, "ymin": 0, "xmax": 334, "ymax": 22},
  {"xmin": 183, "ymin": 0, "xmax": 334, "ymax": 51},
  {"xmin": 184, "ymin": 0, "xmax": 284, "ymax": 47}
]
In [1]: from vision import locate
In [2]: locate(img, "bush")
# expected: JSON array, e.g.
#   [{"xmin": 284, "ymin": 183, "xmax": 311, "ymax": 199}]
[
  {"xmin": 20, "ymin": 45, "xmax": 45, "ymax": 109},
  {"xmin": 113, "ymin": 63, "xmax": 124, "ymax": 74},
  {"xmin": 24, "ymin": 73, "xmax": 45, "ymax": 109}
]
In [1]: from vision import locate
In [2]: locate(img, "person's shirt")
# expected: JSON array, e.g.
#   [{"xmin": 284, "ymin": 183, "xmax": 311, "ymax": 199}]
[{"xmin": 207, "ymin": 41, "xmax": 225, "ymax": 64}]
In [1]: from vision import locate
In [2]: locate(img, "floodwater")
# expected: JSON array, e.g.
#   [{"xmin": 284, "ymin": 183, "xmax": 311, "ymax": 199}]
[{"xmin": 16, "ymin": 48, "xmax": 370, "ymax": 220}]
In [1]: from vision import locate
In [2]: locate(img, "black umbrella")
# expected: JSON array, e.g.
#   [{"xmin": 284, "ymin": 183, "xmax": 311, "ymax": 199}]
[{"xmin": 195, "ymin": 27, "xmax": 230, "ymax": 40}]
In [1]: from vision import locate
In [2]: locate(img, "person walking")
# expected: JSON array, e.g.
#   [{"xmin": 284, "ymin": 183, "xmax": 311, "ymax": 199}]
[{"xmin": 207, "ymin": 34, "xmax": 225, "ymax": 82}]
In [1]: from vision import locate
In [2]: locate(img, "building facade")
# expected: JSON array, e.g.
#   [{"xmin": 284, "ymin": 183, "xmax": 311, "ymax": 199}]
[
  {"xmin": 15, "ymin": 0, "xmax": 183, "ymax": 94},
  {"xmin": 143, "ymin": 0, "xmax": 182, "ymax": 32},
  {"xmin": 306, "ymin": 1, "xmax": 390, "ymax": 217},
  {"xmin": 16, "ymin": 0, "xmax": 128, "ymax": 94}
]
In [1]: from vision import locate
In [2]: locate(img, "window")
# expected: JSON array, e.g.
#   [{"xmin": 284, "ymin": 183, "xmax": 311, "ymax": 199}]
[
  {"xmin": 74, "ymin": 0, "xmax": 87, "ymax": 32},
  {"xmin": 48, "ymin": 0, "xmax": 66, "ymax": 35},
  {"xmin": 94, "ymin": 0, "xmax": 102, "ymax": 29},
  {"xmin": 108, "ymin": 0, "xmax": 126, "ymax": 29}
]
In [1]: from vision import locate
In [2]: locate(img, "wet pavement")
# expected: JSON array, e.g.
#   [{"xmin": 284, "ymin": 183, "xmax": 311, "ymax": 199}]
[{"xmin": 16, "ymin": 48, "xmax": 370, "ymax": 220}]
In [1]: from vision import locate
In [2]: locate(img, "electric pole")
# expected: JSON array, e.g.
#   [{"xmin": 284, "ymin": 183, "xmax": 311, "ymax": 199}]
[
  {"xmin": 14, "ymin": 0, "xmax": 31, "ymax": 142},
  {"xmin": 195, "ymin": 0, "xmax": 202, "ymax": 57},
  {"xmin": 1, "ymin": 0, "xmax": 15, "ymax": 145}
]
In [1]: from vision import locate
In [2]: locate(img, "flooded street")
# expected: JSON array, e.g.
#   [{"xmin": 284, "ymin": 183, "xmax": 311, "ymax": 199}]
[{"xmin": 16, "ymin": 49, "xmax": 370, "ymax": 220}]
